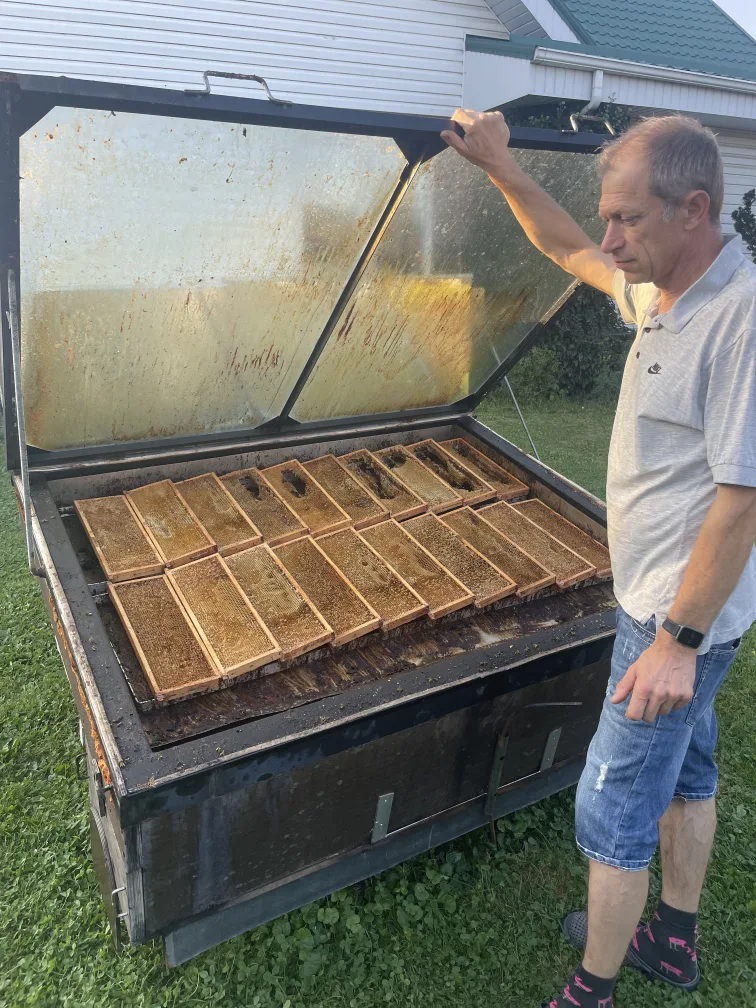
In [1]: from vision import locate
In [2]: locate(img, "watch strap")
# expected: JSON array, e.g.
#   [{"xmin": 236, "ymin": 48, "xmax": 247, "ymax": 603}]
[{"xmin": 661, "ymin": 618, "xmax": 704, "ymax": 650}]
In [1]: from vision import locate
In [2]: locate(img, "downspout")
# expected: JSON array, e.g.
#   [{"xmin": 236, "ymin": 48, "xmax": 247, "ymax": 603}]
[{"xmin": 570, "ymin": 69, "xmax": 616, "ymax": 134}]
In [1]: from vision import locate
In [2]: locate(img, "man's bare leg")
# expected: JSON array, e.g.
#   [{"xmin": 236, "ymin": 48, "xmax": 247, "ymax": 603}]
[
  {"xmin": 582, "ymin": 861, "xmax": 649, "ymax": 978},
  {"xmin": 659, "ymin": 796, "xmax": 717, "ymax": 912}
]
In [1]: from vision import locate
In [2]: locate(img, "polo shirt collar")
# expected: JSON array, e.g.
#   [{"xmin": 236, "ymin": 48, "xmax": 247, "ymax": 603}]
[{"xmin": 655, "ymin": 234, "xmax": 746, "ymax": 334}]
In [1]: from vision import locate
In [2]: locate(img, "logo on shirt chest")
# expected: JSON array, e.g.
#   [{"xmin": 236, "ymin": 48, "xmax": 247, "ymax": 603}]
[{"xmin": 647, "ymin": 362, "xmax": 662, "ymax": 374}]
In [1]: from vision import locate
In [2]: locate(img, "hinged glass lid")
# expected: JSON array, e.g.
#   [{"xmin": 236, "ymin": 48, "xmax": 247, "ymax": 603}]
[
  {"xmin": 290, "ymin": 146, "xmax": 604, "ymax": 422},
  {"xmin": 6, "ymin": 75, "xmax": 607, "ymax": 462},
  {"xmin": 20, "ymin": 107, "xmax": 407, "ymax": 451}
]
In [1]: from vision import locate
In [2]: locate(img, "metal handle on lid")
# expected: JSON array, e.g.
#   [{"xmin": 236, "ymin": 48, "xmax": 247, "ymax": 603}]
[
  {"xmin": 6, "ymin": 269, "xmax": 45, "ymax": 578},
  {"xmin": 185, "ymin": 71, "xmax": 293, "ymax": 107},
  {"xmin": 568, "ymin": 112, "xmax": 616, "ymax": 136}
]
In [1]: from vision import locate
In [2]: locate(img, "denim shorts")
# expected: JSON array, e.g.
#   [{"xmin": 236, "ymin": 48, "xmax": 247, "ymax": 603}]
[{"xmin": 575, "ymin": 605, "xmax": 741, "ymax": 871}]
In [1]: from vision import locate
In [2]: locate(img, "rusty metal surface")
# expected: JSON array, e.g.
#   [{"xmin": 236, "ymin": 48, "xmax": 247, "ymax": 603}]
[
  {"xmin": 19, "ymin": 108, "xmax": 406, "ymax": 450},
  {"xmin": 291, "ymin": 147, "xmax": 603, "ymax": 422}
]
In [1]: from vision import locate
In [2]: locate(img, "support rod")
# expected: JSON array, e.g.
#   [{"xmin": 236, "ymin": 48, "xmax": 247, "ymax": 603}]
[{"xmin": 504, "ymin": 376, "xmax": 540, "ymax": 461}]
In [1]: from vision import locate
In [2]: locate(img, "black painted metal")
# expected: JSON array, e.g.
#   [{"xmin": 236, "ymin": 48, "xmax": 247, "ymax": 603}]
[
  {"xmin": 162, "ymin": 757, "xmax": 584, "ymax": 965},
  {"xmin": 2, "ymin": 71, "xmax": 448, "ymax": 141},
  {"xmin": 0, "ymin": 84, "xmax": 20, "ymax": 471},
  {"xmin": 89, "ymin": 811, "xmax": 122, "ymax": 954},
  {"xmin": 119, "ymin": 632, "xmax": 612, "ymax": 826},
  {"xmin": 26, "ymin": 411, "xmax": 469, "ymax": 480},
  {"xmin": 3, "ymin": 72, "xmax": 607, "ymax": 151}
]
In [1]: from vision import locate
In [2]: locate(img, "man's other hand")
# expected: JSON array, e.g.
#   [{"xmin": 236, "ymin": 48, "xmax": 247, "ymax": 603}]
[
  {"xmin": 611, "ymin": 636, "xmax": 697, "ymax": 723},
  {"xmin": 441, "ymin": 109, "xmax": 513, "ymax": 176}
]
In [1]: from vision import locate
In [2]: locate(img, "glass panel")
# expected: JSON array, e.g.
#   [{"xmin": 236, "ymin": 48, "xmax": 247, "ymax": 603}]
[
  {"xmin": 20, "ymin": 108, "xmax": 406, "ymax": 450},
  {"xmin": 291, "ymin": 147, "xmax": 605, "ymax": 422}
]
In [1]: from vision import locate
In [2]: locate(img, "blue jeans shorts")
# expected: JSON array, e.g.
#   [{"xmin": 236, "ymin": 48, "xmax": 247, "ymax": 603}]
[{"xmin": 575, "ymin": 605, "xmax": 741, "ymax": 871}]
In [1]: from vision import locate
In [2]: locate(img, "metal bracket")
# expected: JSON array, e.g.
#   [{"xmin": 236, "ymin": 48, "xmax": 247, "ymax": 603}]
[
  {"xmin": 539, "ymin": 727, "xmax": 563, "ymax": 772},
  {"xmin": 185, "ymin": 71, "xmax": 293, "ymax": 107},
  {"xmin": 371, "ymin": 792, "xmax": 395, "ymax": 843},
  {"xmin": 484, "ymin": 732, "xmax": 509, "ymax": 820},
  {"xmin": 6, "ymin": 269, "xmax": 45, "ymax": 578}
]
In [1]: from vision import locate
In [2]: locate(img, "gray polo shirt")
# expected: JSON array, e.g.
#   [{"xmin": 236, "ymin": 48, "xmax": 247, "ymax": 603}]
[{"xmin": 608, "ymin": 234, "xmax": 756, "ymax": 651}]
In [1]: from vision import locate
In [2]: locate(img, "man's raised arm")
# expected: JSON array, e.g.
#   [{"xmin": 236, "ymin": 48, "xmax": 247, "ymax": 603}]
[{"xmin": 441, "ymin": 109, "xmax": 616, "ymax": 296}]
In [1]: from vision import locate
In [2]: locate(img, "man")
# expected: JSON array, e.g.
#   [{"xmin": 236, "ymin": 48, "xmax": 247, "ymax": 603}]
[{"xmin": 441, "ymin": 111, "xmax": 756, "ymax": 1006}]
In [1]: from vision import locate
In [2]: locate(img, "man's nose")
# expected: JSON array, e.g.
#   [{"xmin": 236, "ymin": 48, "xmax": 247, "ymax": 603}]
[{"xmin": 600, "ymin": 221, "xmax": 624, "ymax": 256}]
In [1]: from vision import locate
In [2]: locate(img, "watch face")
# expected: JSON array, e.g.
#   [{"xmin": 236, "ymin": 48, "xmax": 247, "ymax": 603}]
[{"xmin": 677, "ymin": 626, "xmax": 704, "ymax": 648}]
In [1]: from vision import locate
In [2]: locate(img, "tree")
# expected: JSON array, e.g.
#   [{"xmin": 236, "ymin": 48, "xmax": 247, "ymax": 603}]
[{"xmin": 732, "ymin": 189, "xmax": 756, "ymax": 262}]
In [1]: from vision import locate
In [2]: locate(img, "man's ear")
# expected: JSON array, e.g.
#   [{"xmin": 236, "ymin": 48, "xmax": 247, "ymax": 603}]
[{"xmin": 683, "ymin": 189, "xmax": 712, "ymax": 230}]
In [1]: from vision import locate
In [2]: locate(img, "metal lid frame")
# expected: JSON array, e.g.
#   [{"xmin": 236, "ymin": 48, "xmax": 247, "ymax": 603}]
[{"xmin": 0, "ymin": 73, "xmax": 605, "ymax": 475}]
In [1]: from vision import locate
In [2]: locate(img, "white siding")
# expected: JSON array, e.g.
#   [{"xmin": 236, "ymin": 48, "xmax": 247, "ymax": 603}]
[
  {"xmin": 716, "ymin": 130, "xmax": 756, "ymax": 232},
  {"xmin": 0, "ymin": 0, "xmax": 507, "ymax": 115},
  {"xmin": 489, "ymin": 1, "xmax": 547, "ymax": 38}
]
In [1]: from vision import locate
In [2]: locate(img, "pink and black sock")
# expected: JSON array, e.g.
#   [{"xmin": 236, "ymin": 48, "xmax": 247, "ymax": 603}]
[
  {"xmin": 544, "ymin": 967, "xmax": 615, "ymax": 1007},
  {"xmin": 631, "ymin": 900, "xmax": 699, "ymax": 985}
]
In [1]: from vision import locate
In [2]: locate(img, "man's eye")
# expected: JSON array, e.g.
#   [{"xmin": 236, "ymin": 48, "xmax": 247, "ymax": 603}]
[{"xmin": 621, "ymin": 216, "xmax": 640, "ymax": 225}]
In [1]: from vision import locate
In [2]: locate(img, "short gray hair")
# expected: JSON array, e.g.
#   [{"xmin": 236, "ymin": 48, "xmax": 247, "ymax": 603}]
[{"xmin": 599, "ymin": 115, "xmax": 724, "ymax": 224}]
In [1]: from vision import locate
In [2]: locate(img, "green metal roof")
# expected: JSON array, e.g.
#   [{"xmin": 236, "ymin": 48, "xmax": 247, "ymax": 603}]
[
  {"xmin": 467, "ymin": 27, "xmax": 756, "ymax": 84},
  {"xmin": 549, "ymin": 0, "xmax": 756, "ymax": 80}
]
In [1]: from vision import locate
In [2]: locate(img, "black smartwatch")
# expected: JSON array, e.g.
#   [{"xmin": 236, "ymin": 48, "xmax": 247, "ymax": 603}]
[{"xmin": 661, "ymin": 618, "xmax": 704, "ymax": 650}]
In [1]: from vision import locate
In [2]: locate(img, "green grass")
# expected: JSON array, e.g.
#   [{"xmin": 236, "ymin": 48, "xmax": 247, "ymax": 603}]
[
  {"xmin": 1, "ymin": 401, "xmax": 755, "ymax": 1008},
  {"xmin": 476, "ymin": 389, "xmax": 617, "ymax": 501}
]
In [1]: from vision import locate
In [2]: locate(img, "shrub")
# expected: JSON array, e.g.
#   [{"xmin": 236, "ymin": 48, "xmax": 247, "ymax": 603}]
[
  {"xmin": 507, "ymin": 286, "xmax": 633, "ymax": 402},
  {"xmin": 732, "ymin": 189, "xmax": 756, "ymax": 262}
]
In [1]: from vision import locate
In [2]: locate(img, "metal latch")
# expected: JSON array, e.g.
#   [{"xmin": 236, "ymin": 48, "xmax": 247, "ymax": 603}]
[
  {"xmin": 371, "ymin": 792, "xmax": 395, "ymax": 843},
  {"xmin": 185, "ymin": 71, "xmax": 293, "ymax": 106}
]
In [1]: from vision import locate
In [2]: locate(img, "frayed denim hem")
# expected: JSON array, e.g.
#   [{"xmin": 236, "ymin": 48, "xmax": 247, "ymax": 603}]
[
  {"xmin": 576, "ymin": 840, "xmax": 651, "ymax": 872},
  {"xmin": 673, "ymin": 790, "xmax": 717, "ymax": 802}
]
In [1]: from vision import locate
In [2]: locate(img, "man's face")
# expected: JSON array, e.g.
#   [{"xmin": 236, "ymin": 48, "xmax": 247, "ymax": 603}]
[{"xmin": 598, "ymin": 158, "xmax": 688, "ymax": 286}]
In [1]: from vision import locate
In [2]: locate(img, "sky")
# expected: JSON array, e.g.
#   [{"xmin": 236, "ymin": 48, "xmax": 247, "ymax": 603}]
[{"xmin": 713, "ymin": 0, "xmax": 756, "ymax": 41}]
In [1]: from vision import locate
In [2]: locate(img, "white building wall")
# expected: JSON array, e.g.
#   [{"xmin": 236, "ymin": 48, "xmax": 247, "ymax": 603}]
[
  {"xmin": 0, "ymin": 0, "xmax": 507, "ymax": 116},
  {"xmin": 464, "ymin": 53, "xmax": 756, "ymax": 235},
  {"xmin": 716, "ymin": 129, "xmax": 756, "ymax": 232}
]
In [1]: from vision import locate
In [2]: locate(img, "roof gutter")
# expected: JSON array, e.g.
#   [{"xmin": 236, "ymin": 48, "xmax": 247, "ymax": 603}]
[{"xmin": 532, "ymin": 46, "xmax": 756, "ymax": 96}]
